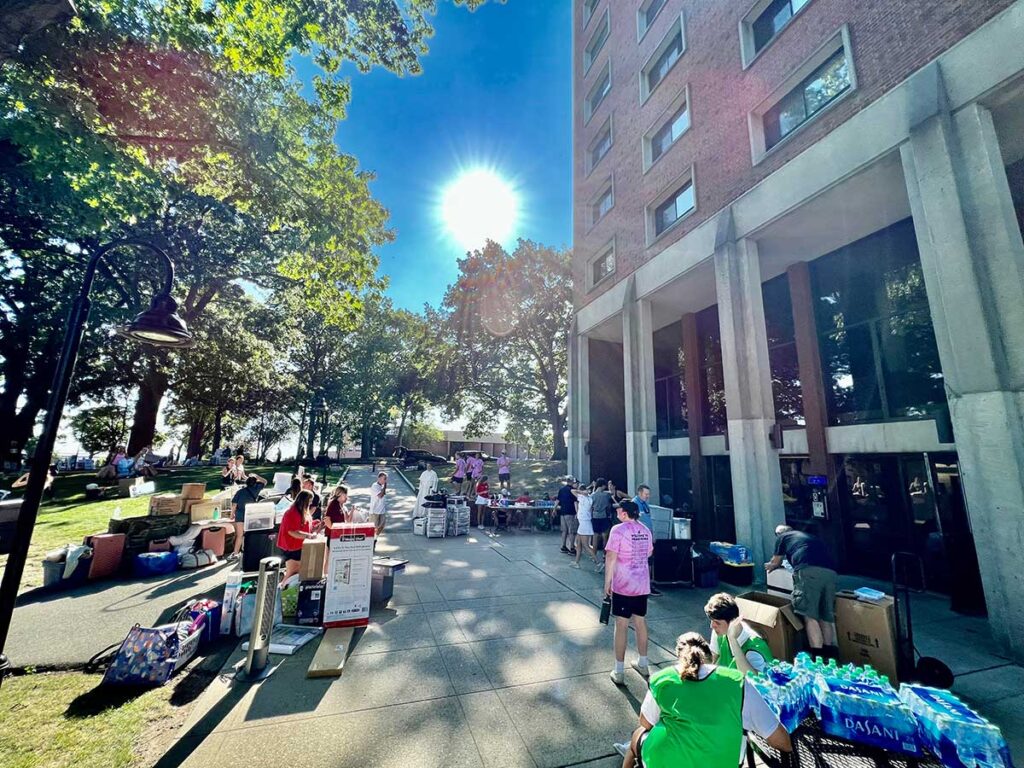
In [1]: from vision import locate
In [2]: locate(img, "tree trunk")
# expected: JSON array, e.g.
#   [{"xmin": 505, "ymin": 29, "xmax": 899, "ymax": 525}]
[
  {"xmin": 186, "ymin": 418, "xmax": 206, "ymax": 458},
  {"xmin": 548, "ymin": 403, "xmax": 567, "ymax": 461},
  {"xmin": 127, "ymin": 362, "xmax": 169, "ymax": 454},
  {"xmin": 211, "ymin": 407, "xmax": 224, "ymax": 456},
  {"xmin": 360, "ymin": 423, "xmax": 372, "ymax": 459},
  {"xmin": 395, "ymin": 401, "xmax": 410, "ymax": 449}
]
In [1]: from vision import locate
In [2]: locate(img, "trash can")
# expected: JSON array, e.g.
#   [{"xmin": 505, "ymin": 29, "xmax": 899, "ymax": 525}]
[
  {"xmin": 0, "ymin": 499, "xmax": 22, "ymax": 556},
  {"xmin": 371, "ymin": 557, "xmax": 408, "ymax": 604}
]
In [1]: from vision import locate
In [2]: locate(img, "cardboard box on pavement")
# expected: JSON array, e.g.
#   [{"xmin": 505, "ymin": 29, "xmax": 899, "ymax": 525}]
[
  {"xmin": 300, "ymin": 536, "xmax": 327, "ymax": 581},
  {"xmin": 736, "ymin": 591, "xmax": 805, "ymax": 662},
  {"xmin": 835, "ymin": 590, "xmax": 899, "ymax": 682},
  {"xmin": 181, "ymin": 483, "xmax": 207, "ymax": 500}
]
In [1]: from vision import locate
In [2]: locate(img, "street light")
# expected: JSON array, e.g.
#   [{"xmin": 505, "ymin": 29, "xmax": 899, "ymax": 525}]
[{"xmin": 0, "ymin": 238, "xmax": 193, "ymax": 686}]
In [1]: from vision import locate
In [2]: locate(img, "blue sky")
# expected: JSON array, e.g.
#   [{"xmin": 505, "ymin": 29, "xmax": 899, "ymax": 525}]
[{"xmin": 305, "ymin": 2, "xmax": 573, "ymax": 311}]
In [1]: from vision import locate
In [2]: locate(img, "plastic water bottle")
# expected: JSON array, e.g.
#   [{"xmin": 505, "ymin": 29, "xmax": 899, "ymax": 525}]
[{"xmin": 113, "ymin": 505, "xmax": 122, "ymax": 520}]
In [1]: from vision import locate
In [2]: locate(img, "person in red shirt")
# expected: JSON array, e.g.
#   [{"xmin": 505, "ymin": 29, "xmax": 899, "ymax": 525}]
[
  {"xmin": 277, "ymin": 490, "xmax": 320, "ymax": 580},
  {"xmin": 474, "ymin": 476, "xmax": 490, "ymax": 530}
]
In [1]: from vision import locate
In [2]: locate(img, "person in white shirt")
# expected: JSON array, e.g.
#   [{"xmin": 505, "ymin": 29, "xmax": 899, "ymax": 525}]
[
  {"xmin": 570, "ymin": 484, "xmax": 598, "ymax": 569},
  {"xmin": 416, "ymin": 463, "xmax": 439, "ymax": 519},
  {"xmin": 369, "ymin": 471, "xmax": 388, "ymax": 536}
]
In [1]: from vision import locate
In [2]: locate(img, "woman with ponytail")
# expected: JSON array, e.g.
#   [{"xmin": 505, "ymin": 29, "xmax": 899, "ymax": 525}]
[{"xmin": 613, "ymin": 632, "xmax": 791, "ymax": 768}]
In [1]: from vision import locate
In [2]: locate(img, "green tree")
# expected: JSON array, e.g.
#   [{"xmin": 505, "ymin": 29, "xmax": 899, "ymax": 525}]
[
  {"xmin": 438, "ymin": 240, "xmax": 572, "ymax": 460},
  {"xmin": 69, "ymin": 400, "xmax": 131, "ymax": 458}
]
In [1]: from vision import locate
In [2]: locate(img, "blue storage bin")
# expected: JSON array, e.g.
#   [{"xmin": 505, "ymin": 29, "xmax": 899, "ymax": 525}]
[{"xmin": 134, "ymin": 551, "xmax": 178, "ymax": 577}]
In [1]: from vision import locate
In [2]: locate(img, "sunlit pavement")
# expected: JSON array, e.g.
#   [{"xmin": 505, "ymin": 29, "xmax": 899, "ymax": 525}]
[{"xmin": 164, "ymin": 466, "xmax": 1024, "ymax": 768}]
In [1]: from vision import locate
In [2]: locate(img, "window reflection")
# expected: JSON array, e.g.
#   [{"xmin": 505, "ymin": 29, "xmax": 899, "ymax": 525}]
[
  {"xmin": 811, "ymin": 220, "xmax": 947, "ymax": 426},
  {"xmin": 653, "ymin": 323, "xmax": 687, "ymax": 438},
  {"xmin": 762, "ymin": 275, "xmax": 804, "ymax": 427},
  {"xmin": 697, "ymin": 306, "xmax": 727, "ymax": 435}
]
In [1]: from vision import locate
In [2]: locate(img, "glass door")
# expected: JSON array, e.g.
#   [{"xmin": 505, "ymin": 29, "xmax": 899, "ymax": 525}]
[
  {"xmin": 839, "ymin": 455, "xmax": 908, "ymax": 580},
  {"xmin": 705, "ymin": 456, "xmax": 736, "ymax": 542},
  {"xmin": 930, "ymin": 454, "xmax": 986, "ymax": 614}
]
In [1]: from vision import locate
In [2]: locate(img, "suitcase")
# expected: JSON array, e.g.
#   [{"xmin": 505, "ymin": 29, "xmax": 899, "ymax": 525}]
[
  {"xmin": 242, "ymin": 530, "xmax": 277, "ymax": 572},
  {"xmin": 84, "ymin": 533, "xmax": 126, "ymax": 580},
  {"xmin": 134, "ymin": 551, "xmax": 178, "ymax": 577},
  {"xmin": 201, "ymin": 526, "xmax": 227, "ymax": 557}
]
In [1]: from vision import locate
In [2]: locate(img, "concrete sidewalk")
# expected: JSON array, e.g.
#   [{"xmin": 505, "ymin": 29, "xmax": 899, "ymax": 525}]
[{"xmin": 154, "ymin": 466, "xmax": 1023, "ymax": 768}]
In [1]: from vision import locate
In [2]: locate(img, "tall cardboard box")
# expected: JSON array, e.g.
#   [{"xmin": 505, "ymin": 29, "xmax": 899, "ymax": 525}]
[
  {"xmin": 181, "ymin": 483, "xmax": 207, "ymax": 500},
  {"xmin": 324, "ymin": 523, "xmax": 375, "ymax": 628},
  {"xmin": 835, "ymin": 591, "xmax": 899, "ymax": 682},
  {"xmin": 300, "ymin": 536, "xmax": 327, "ymax": 581},
  {"xmin": 735, "ymin": 591, "xmax": 805, "ymax": 662}
]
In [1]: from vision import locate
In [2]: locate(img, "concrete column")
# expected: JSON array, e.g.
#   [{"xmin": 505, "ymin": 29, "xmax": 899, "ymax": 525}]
[
  {"xmin": 713, "ymin": 208, "xmax": 785, "ymax": 567},
  {"xmin": 622, "ymin": 277, "xmax": 660, "ymax": 499},
  {"xmin": 900, "ymin": 66, "xmax": 1024, "ymax": 656},
  {"xmin": 567, "ymin": 316, "xmax": 591, "ymax": 483}
]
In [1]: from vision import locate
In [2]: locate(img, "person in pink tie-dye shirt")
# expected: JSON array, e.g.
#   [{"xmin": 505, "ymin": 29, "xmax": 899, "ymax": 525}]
[{"xmin": 605, "ymin": 499, "xmax": 654, "ymax": 685}]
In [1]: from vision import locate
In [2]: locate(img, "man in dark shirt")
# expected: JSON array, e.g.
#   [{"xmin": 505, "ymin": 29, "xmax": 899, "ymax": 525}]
[
  {"xmin": 229, "ymin": 473, "xmax": 267, "ymax": 560},
  {"xmin": 766, "ymin": 525, "xmax": 837, "ymax": 657},
  {"xmin": 556, "ymin": 478, "xmax": 578, "ymax": 555},
  {"xmin": 589, "ymin": 478, "xmax": 614, "ymax": 572}
]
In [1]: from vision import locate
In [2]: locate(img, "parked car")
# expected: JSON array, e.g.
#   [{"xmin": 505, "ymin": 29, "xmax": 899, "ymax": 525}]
[{"xmin": 393, "ymin": 446, "xmax": 450, "ymax": 469}]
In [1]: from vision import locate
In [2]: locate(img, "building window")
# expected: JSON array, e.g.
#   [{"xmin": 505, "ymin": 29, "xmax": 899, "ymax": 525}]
[
  {"xmin": 637, "ymin": 0, "xmax": 668, "ymax": 41},
  {"xmin": 584, "ymin": 9, "xmax": 609, "ymax": 74},
  {"xmin": 697, "ymin": 305, "xmax": 727, "ymax": 436},
  {"xmin": 592, "ymin": 183, "xmax": 614, "ymax": 224},
  {"xmin": 748, "ymin": 27, "xmax": 855, "ymax": 161},
  {"xmin": 754, "ymin": 0, "xmax": 810, "ymax": 54},
  {"xmin": 588, "ymin": 117, "xmax": 613, "ymax": 174},
  {"xmin": 651, "ymin": 177, "xmax": 695, "ymax": 239},
  {"xmin": 762, "ymin": 274, "xmax": 805, "ymax": 427},
  {"xmin": 763, "ymin": 48, "xmax": 850, "ymax": 150},
  {"xmin": 589, "ymin": 243, "xmax": 615, "ymax": 289},
  {"xmin": 644, "ymin": 88, "xmax": 690, "ymax": 170},
  {"xmin": 585, "ymin": 61, "xmax": 611, "ymax": 123},
  {"xmin": 583, "ymin": 0, "xmax": 599, "ymax": 26},
  {"xmin": 811, "ymin": 219, "xmax": 947, "ymax": 427},
  {"xmin": 654, "ymin": 323, "xmax": 688, "ymax": 438},
  {"xmin": 640, "ymin": 15, "xmax": 686, "ymax": 102}
]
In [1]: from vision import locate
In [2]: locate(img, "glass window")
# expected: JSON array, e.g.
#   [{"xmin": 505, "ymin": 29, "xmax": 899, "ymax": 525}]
[
  {"xmin": 812, "ymin": 219, "xmax": 947, "ymax": 426},
  {"xmin": 584, "ymin": 13, "xmax": 609, "ymax": 72},
  {"xmin": 762, "ymin": 275, "xmax": 804, "ymax": 426},
  {"xmin": 583, "ymin": 0, "xmax": 599, "ymax": 24},
  {"xmin": 654, "ymin": 180, "xmax": 695, "ymax": 236},
  {"xmin": 593, "ymin": 186, "xmax": 613, "ymax": 222},
  {"xmin": 658, "ymin": 456, "xmax": 692, "ymax": 513},
  {"xmin": 587, "ymin": 66, "xmax": 611, "ymax": 119},
  {"xmin": 647, "ymin": 30, "xmax": 683, "ymax": 94},
  {"xmin": 780, "ymin": 458, "xmax": 814, "ymax": 527},
  {"xmin": 752, "ymin": 0, "xmax": 810, "ymax": 54},
  {"xmin": 641, "ymin": 0, "xmax": 668, "ymax": 36},
  {"xmin": 650, "ymin": 100, "xmax": 690, "ymax": 164},
  {"xmin": 654, "ymin": 323, "xmax": 688, "ymax": 438},
  {"xmin": 591, "ymin": 248, "xmax": 614, "ymax": 286},
  {"xmin": 590, "ymin": 123, "xmax": 612, "ymax": 170},
  {"xmin": 697, "ymin": 306, "xmax": 726, "ymax": 435},
  {"xmin": 763, "ymin": 49, "xmax": 850, "ymax": 150}
]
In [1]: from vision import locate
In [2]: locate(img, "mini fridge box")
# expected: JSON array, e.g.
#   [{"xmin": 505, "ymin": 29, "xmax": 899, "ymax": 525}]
[
  {"xmin": 835, "ymin": 590, "xmax": 899, "ymax": 682},
  {"xmin": 735, "ymin": 591, "xmax": 805, "ymax": 662},
  {"xmin": 297, "ymin": 579, "xmax": 326, "ymax": 626},
  {"xmin": 324, "ymin": 523, "xmax": 375, "ymax": 628}
]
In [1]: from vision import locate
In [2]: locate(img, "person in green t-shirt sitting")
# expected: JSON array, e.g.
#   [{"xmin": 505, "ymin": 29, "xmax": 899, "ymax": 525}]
[
  {"xmin": 614, "ymin": 632, "xmax": 791, "ymax": 768},
  {"xmin": 705, "ymin": 592, "xmax": 774, "ymax": 676}
]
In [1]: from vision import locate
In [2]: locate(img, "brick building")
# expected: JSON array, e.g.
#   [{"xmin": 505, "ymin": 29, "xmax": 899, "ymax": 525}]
[{"xmin": 567, "ymin": 0, "xmax": 1024, "ymax": 659}]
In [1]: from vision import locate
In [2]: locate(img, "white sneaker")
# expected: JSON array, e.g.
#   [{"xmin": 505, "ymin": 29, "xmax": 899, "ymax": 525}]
[
  {"xmin": 477, "ymin": 524, "xmax": 484, "ymax": 530},
  {"xmin": 609, "ymin": 668, "xmax": 625, "ymax": 685},
  {"xmin": 613, "ymin": 742, "xmax": 629, "ymax": 758},
  {"xmin": 569, "ymin": 561, "xmax": 580, "ymax": 569},
  {"xmin": 631, "ymin": 660, "xmax": 650, "ymax": 679}
]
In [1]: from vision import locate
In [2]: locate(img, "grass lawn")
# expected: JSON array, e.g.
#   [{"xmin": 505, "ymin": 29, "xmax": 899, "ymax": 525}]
[
  {"xmin": 1, "ymin": 464, "xmax": 281, "ymax": 592},
  {"xmin": 399, "ymin": 459, "xmax": 567, "ymax": 498}
]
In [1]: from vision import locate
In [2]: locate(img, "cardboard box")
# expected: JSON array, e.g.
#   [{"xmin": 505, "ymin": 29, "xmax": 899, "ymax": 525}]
[
  {"xmin": 307, "ymin": 627, "xmax": 354, "ymax": 678},
  {"xmin": 149, "ymin": 494, "xmax": 182, "ymax": 516},
  {"xmin": 835, "ymin": 590, "xmax": 899, "ymax": 682},
  {"xmin": 324, "ymin": 523, "xmax": 375, "ymax": 628},
  {"xmin": 300, "ymin": 536, "xmax": 327, "ymax": 581},
  {"xmin": 297, "ymin": 579, "xmax": 326, "ymax": 626},
  {"xmin": 736, "ymin": 591, "xmax": 805, "ymax": 662},
  {"xmin": 118, "ymin": 477, "xmax": 143, "ymax": 498},
  {"xmin": 181, "ymin": 482, "xmax": 207, "ymax": 500},
  {"xmin": 187, "ymin": 501, "xmax": 220, "ymax": 523},
  {"xmin": 767, "ymin": 566, "xmax": 794, "ymax": 597}
]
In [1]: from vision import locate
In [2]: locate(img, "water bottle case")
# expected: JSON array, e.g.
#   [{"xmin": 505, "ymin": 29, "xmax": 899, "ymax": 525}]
[{"xmin": 599, "ymin": 596, "xmax": 611, "ymax": 625}]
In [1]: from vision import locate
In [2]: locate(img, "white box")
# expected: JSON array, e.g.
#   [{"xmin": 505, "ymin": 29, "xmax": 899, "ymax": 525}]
[
  {"xmin": 243, "ymin": 502, "xmax": 276, "ymax": 532},
  {"xmin": 767, "ymin": 565, "xmax": 794, "ymax": 597},
  {"xmin": 324, "ymin": 523, "xmax": 375, "ymax": 628}
]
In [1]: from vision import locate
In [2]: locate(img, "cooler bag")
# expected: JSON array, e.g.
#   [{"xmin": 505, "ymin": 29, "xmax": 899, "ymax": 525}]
[
  {"xmin": 134, "ymin": 551, "xmax": 178, "ymax": 578},
  {"xmin": 200, "ymin": 526, "xmax": 227, "ymax": 557}
]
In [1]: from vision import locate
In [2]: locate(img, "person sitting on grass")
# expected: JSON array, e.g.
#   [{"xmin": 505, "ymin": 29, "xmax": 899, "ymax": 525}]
[
  {"xmin": 705, "ymin": 592, "xmax": 774, "ymax": 675},
  {"xmin": 276, "ymin": 489, "xmax": 321, "ymax": 581},
  {"xmin": 613, "ymin": 632, "xmax": 791, "ymax": 768},
  {"xmin": 228, "ymin": 472, "xmax": 268, "ymax": 561},
  {"xmin": 220, "ymin": 457, "xmax": 237, "ymax": 489}
]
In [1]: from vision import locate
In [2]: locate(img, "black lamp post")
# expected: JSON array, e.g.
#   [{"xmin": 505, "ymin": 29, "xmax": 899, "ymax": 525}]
[
  {"xmin": 0, "ymin": 238, "xmax": 193, "ymax": 686},
  {"xmin": 318, "ymin": 398, "xmax": 331, "ymax": 486}
]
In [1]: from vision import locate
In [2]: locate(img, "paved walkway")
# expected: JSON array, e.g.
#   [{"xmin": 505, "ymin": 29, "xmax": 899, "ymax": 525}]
[{"xmin": 154, "ymin": 466, "xmax": 1023, "ymax": 768}]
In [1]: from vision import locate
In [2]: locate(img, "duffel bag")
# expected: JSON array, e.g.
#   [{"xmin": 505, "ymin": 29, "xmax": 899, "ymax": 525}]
[{"xmin": 178, "ymin": 549, "xmax": 217, "ymax": 569}]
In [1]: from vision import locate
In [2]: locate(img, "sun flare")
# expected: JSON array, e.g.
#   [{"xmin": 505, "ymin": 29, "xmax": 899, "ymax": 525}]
[{"xmin": 441, "ymin": 168, "xmax": 519, "ymax": 251}]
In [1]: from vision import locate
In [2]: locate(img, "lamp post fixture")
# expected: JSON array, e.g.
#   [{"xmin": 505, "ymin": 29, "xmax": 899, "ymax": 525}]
[{"xmin": 0, "ymin": 238, "xmax": 193, "ymax": 686}]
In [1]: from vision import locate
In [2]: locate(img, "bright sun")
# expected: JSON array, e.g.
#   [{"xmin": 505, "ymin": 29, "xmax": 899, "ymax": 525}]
[{"xmin": 441, "ymin": 168, "xmax": 519, "ymax": 251}]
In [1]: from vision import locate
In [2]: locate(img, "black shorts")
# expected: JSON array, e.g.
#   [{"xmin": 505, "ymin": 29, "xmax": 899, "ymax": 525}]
[
  {"xmin": 591, "ymin": 517, "xmax": 611, "ymax": 534},
  {"xmin": 452, "ymin": 475, "xmax": 464, "ymax": 484},
  {"xmin": 280, "ymin": 548, "xmax": 302, "ymax": 562},
  {"xmin": 612, "ymin": 592, "xmax": 648, "ymax": 619}
]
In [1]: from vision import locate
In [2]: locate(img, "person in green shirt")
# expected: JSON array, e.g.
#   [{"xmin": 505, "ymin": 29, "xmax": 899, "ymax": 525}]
[
  {"xmin": 705, "ymin": 592, "xmax": 774, "ymax": 676},
  {"xmin": 614, "ymin": 632, "xmax": 791, "ymax": 768}
]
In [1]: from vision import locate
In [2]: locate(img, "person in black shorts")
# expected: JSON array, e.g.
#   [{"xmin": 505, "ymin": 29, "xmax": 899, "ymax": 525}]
[{"xmin": 589, "ymin": 478, "xmax": 614, "ymax": 571}]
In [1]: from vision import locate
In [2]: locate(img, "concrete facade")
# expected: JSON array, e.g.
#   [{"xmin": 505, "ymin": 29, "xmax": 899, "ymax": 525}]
[{"xmin": 568, "ymin": 0, "xmax": 1024, "ymax": 659}]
